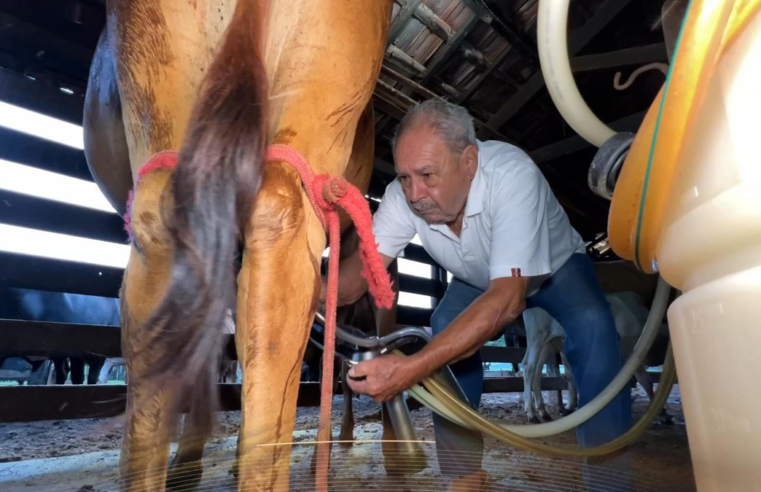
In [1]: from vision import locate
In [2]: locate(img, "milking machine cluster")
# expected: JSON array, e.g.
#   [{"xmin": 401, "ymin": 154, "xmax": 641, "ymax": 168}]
[{"xmin": 310, "ymin": 311, "xmax": 469, "ymax": 454}]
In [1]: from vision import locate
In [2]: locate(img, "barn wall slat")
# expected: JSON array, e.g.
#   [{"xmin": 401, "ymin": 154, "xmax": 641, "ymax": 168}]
[
  {"xmin": 402, "ymin": 243, "xmax": 439, "ymax": 267},
  {"xmin": 0, "ymin": 383, "xmax": 323, "ymax": 423},
  {"xmin": 0, "ymin": 240, "xmax": 443, "ymax": 300},
  {"xmin": 0, "ymin": 67, "xmax": 85, "ymax": 125},
  {"xmin": 0, "ymin": 190, "xmax": 127, "ymax": 244},
  {"xmin": 1, "ymin": 319, "xmax": 528, "ymax": 363},
  {"xmin": 480, "ymin": 346, "xmax": 525, "ymax": 364},
  {"xmin": 0, "ymin": 127, "xmax": 91, "ymax": 180},
  {"xmin": 0, "ymin": 252, "xmax": 123, "ymax": 297},
  {"xmin": 0, "ymin": 319, "xmax": 121, "ymax": 358},
  {"xmin": 398, "ymin": 274, "xmax": 444, "ymax": 299},
  {"xmin": 396, "ymin": 305, "xmax": 432, "ymax": 326},
  {"xmin": 0, "ymin": 259, "xmax": 437, "ymax": 326},
  {"xmin": 0, "ymin": 378, "xmax": 574, "ymax": 423}
]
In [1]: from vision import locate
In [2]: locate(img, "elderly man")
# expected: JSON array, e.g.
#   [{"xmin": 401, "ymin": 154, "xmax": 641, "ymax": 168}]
[{"xmin": 322, "ymin": 100, "xmax": 632, "ymax": 489}]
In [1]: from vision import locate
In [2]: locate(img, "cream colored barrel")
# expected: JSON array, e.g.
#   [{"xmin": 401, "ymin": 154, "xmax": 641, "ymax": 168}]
[{"xmin": 656, "ymin": 7, "xmax": 761, "ymax": 492}]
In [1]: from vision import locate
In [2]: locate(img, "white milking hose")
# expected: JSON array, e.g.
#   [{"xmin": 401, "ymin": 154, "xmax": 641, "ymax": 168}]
[
  {"xmin": 407, "ymin": 276, "xmax": 673, "ymax": 438},
  {"xmin": 537, "ymin": 0, "xmax": 616, "ymax": 147}
]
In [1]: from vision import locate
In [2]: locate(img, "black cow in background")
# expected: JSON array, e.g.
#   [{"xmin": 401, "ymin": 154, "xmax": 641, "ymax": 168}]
[{"xmin": 0, "ymin": 286, "xmax": 121, "ymax": 385}]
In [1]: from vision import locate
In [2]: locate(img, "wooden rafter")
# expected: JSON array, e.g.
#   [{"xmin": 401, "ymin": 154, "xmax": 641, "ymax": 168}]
[
  {"xmin": 529, "ymin": 111, "xmax": 646, "ymax": 164},
  {"xmin": 486, "ymin": 0, "xmax": 636, "ymax": 130},
  {"xmin": 571, "ymin": 43, "xmax": 668, "ymax": 72}
]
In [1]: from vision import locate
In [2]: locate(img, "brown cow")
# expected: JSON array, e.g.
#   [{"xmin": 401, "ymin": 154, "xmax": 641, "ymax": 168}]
[{"xmin": 83, "ymin": 1, "xmax": 394, "ymax": 489}]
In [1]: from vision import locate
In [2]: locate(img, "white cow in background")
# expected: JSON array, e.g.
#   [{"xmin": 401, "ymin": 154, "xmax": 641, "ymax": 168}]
[{"xmin": 515, "ymin": 291, "xmax": 672, "ymax": 424}]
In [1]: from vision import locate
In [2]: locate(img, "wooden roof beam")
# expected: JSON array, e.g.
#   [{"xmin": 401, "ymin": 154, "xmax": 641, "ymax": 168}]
[
  {"xmin": 0, "ymin": 66, "xmax": 85, "ymax": 125},
  {"xmin": 387, "ymin": 0, "xmax": 425, "ymax": 46},
  {"xmin": 528, "ymin": 111, "xmax": 646, "ymax": 164},
  {"xmin": 464, "ymin": 0, "xmax": 538, "ymax": 62},
  {"xmin": 414, "ymin": 3, "xmax": 454, "ymax": 42},
  {"xmin": 372, "ymin": 77, "xmax": 510, "ymax": 143},
  {"xmin": 420, "ymin": 9, "xmax": 481, "ymax": 82},
  {"xmin": 486, "ymin": 0, "xmax": 636, "ymax": 130},
  {"xmin": 386, "ymin": 44, "xmax": 426, "ymax": 74},
  {"xmin": 571, "ymin": 43, "xmax": 668, "ymax": 73}
]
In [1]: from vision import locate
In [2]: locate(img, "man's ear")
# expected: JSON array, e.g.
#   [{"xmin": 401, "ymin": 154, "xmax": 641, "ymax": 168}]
[{"xmin": 462, "ymin": 144, "xmax": 478, "ymax": 179}]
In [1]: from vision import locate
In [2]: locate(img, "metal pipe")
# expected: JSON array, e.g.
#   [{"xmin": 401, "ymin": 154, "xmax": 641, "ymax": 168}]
[
  {"xmin": 313, "ymin": 311, "xmax": 382, "ymax": 348},
  {"xmin": 313, "ymin": 312, "xmax": 471, "ymax": 406}
]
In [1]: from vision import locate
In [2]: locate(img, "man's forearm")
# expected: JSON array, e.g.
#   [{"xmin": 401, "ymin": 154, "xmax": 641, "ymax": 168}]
[{"xmin": 409, "ymin": 288, "xmax": 524, "ymax": 378}]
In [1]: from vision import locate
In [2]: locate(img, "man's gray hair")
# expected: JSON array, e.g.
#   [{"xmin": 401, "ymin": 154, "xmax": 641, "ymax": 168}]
[{"xmin": 392, "ymin": 99, "xmax": 477, "ymax": 155}]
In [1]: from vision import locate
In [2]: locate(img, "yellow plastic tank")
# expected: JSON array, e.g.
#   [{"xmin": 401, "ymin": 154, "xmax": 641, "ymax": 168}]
[
  {"xmin": 656, "ymin": 7, "xmax": 761, "ymax": 491},
  {"xmin": 607, "ymin": 1, "xmax": 761, "ymax": 489}
]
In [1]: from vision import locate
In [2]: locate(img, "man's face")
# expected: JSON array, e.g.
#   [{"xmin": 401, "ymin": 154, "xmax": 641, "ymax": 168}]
[{"xmin": 394, "ymin": 124, "xmax": 477, "ymax": 224}]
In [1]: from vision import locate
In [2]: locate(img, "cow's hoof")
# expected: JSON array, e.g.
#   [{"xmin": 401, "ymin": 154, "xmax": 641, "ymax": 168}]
[
  {"xmin": 658, "ymin": 414, "xmax": 675, "ymax": 426},
  {"xmin": 541, "ymin": 412, "xmax": 553, "ymax": 421},
  {"xmin": 167, "ymin": 460, "xmax": 203, "ymax": 491},
  {"xmin": 338, "ymin": 433, "xmax": 354, "ymax": 448},
  {"xmin": 529, "ymin": 416, "xmax": 541, "ymax": 424},
  {"xmin": 560, "ymin": 408, "xmax": 575, "ymax": 417}
]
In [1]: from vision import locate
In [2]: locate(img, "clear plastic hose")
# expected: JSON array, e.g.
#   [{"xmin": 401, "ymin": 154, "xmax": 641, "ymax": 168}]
[
  {"xmin": 399, "ymin": 276, "xmax": 674, "ymax": 456},
  {"xmin": 537, "ymin": 0, "xmax": 615, "ymax": 147},
  {"xmin": 410, "ymin": 343, "xmax": 677, "ymax": 457}
]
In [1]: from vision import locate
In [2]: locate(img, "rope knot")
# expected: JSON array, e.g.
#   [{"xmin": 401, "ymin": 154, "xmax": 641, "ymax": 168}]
[
  {"xmin": 323, "ymin": 176, "xmax": 348, "ymax": 204},
  {"xmin": 265, "ymin": 143, "xmax": 396, "ymax": 492}
]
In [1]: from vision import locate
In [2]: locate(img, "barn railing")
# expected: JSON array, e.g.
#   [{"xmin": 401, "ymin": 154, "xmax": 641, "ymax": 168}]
[{"xmin": 0, "ymin": 318, "xmax": 579, "ymax": 423}]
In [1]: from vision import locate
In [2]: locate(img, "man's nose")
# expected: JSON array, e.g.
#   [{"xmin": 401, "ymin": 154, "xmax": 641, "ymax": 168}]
[{"xmin": 408, "ymin": 179, "xmax": 425, "ymax": 203}]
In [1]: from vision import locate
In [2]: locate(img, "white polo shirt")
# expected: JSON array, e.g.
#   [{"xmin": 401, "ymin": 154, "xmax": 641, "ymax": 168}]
[{"xmin": 372, "ymin": 139, "xmax": 586, "ymax": 296}]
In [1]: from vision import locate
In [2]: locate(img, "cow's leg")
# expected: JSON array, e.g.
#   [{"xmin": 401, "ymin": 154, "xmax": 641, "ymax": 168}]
[
  {"xmin": 86, "ymin": 357, "xmax": 106, "ymax": 385},
  {"xmin": 544, "ymin": 346, "xmax": 562, "ymax": 416},
  {"xmin": 634, "ymin": 366, "xmax": 673, "ymax": 424},
  {"xmin": 235, "ymin": 173, "xmax": 326, "ymax": 490},
  {"xmin": 98, "ymin": 358, "xmax": 114, "ymax": 384},
  {"xmin": 522, "ymin": 336, "xmax": 542, "ymax": 423},
  {"xmin": 633, "ymin": 366, "xmax": 655, "ymax": 401},
  {"xmin": 166, "ymin": 414, "xmax": 212, "ymax": 490},
  {"xmin": 533, "ymin": 343, "xmax": 552, "ymax": 422},
  {"xmin": 100, "ymin": 3, "xmax": 241, "ymax": 489},
  {"xmin": 52, "ymin": 358, "xmax": 69, "ymax": 385},
  {"xmin": 118, "ymin": 168, "xmax": 181, "ymax": 491},
  {"xmin": 70, "ymin": 358, "xmax": 85, "ymax": 385},
  {"xmin": 521, "ymin": 349, "xmax": 536, "ymax": 422},
  {"xmin": 233, "ymin": 2, "xmax": 392, "ymax": 487},
  {"xmin": 559, "ymin": 350, "xmax": 577, "ymax": 416},
  {"xmin": 339, "ymin": 362, "xmax": 355, "ymax": 444}
]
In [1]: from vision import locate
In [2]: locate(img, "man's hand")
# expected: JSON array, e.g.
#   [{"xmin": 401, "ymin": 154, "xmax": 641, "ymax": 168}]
[{"xmin": 345, "ymin": 353, "xmax": 424, "ymax": 402}]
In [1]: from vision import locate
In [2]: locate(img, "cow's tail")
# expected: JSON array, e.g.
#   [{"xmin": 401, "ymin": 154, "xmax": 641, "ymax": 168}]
[{"xmin": 143, "ymin": 0, "xmax": 268, "ymax": 437}]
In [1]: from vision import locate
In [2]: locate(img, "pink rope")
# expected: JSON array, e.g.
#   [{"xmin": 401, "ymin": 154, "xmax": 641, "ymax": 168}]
[
  {"xmin": 123, "ymin": 151, "xmax": 179, "ymax": 241},
  {"xmin": 267, "ymin": 144, "xmax": 394, "ymax": 491}
]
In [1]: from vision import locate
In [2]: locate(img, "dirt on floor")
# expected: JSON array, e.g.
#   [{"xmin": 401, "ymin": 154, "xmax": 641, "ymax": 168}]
[{"xmin": 0, "ymin": 385, "xmax": 694, "ymax": 491}]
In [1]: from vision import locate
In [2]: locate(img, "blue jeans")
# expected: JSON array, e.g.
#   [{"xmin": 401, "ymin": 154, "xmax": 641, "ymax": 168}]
[{"xmin": 430, "ymin": 253, "xmax": 633, "ymax": 482}]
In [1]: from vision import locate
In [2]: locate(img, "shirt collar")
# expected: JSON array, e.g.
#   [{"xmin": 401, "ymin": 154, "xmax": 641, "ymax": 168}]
[{"xmin": 464, "ymin": 140, "xmax": 486, "ymax": 217}]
